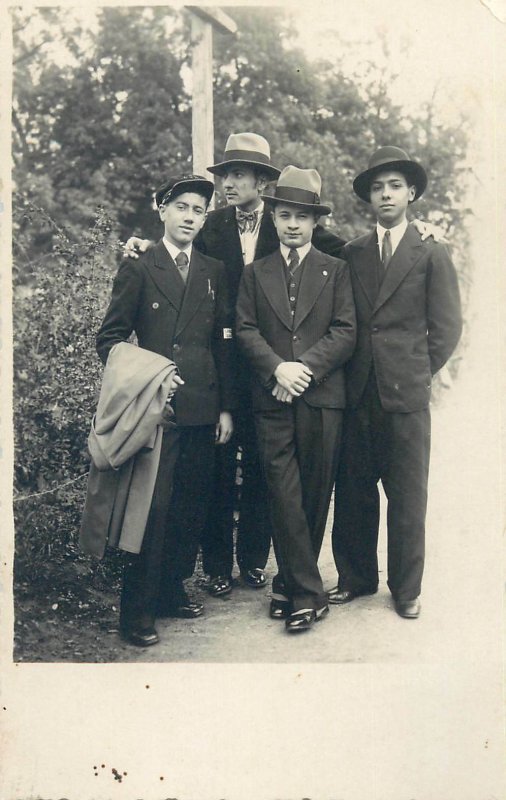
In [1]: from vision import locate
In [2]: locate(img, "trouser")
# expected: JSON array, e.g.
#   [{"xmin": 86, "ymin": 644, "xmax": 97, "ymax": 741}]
[
  {"xmin": 201, "ymin": 403, "xmax": 272, "ymax": 577},
  {"xmin": 120, "ymin": 424, "xmax": 215, "ymax": 630},
  {"xmin": 254, "ymin": 400, "xmax": 342, "ymax": 612},
  {"xmin": 332, "ymin": 371, "xmax": 430, "ymax": 601}
]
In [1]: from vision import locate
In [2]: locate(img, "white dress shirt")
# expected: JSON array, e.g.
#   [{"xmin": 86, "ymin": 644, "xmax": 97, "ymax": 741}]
[
  {"xmin": 376, "ymin": 218, "xmax": 408, "ymax": 263},
  {"xmin": 237, "ymin": 201, "xmax": 264, "ymax": 266},
  {"xmin": 280, "ymin": 241, "xmax": 312, "ymax": 268}
]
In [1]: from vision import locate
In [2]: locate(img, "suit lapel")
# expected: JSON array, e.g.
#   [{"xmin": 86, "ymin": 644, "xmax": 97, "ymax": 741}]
[
  {"xmin": 147, "ymin": 241, "xmax": 185, "ymax": 310},
  {"xmin": 349, "ymin": 231, "xmax": 380, "ymax": 309},
  {"xmin": 255, "ymin": 250, "xmax": 293, "ymax": 331},
  {"xmin": 175, "ymin": 249, "xmax": 210, "ymax": 336},
  {"xmin": 293, "ymin": 247, "xmax": 332, "ymax": 330},
  {"xmin": 373, "ymin": 224, "xmax": 425, "ymax": 312},
  {"xmin": 254, "ymin": 211, "xmax": 279, "ymax": 260},
  {"xmin": 221, "ymin": 205, "xmax": 244, "ymax": 266}
]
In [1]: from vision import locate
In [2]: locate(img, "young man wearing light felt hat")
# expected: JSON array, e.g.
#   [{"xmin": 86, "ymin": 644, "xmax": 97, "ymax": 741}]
[
  {"xmin": 236, "ymin": 165, "xmax": 356, "ymax": 632},
  {"xmin": 330, "ymin": 146, "xmax": 462, "ymax": 619}
]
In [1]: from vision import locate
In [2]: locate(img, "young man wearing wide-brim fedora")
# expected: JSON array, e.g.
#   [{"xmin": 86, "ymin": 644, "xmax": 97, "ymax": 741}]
[
  {"xmin": 236, "ymin": 165, "xmax": 356, "ymax": 632},
  {"xmin": 330, "ymin": 146, "xmax": 463, "ymax": 619}
]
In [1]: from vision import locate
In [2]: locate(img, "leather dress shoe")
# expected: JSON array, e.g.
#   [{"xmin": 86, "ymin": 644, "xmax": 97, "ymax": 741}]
[
  {"xmin": 327, "ymin": 587, "xmax": 375, "ymax": 605},
  {"xmin": 120, "ymin": 625, "xmax": 159, "ymax": 647},
  {"xmin": 241, "ymin": 568, "xmax": 267, "ymax": 589},
  {"xmin": 285, "ymin": 605, "xmax": 329, "ymax": 633},
  {"xmin": 395, "ymin": 598, "xmax": 421, "ymax": 619},
  {"xmin": 269, "ymin": 596, "xmax": 291, "ymax": 620},
  {"xmin": 207, "ymin": 575, "xmax": 232, "ymax": 597},
  {"xmin": 157, "ymin": 599, "xmax": 204, "ymax": 619}
]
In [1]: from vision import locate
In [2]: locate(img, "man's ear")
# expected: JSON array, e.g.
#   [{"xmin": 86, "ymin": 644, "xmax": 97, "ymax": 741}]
[
  {"xmin": 255, "ymin": 174, "xmax": 270, "ymax": 193},
  {"xmin": 408, "ymin": 185, "xmax": 416, "ymax": 203}
]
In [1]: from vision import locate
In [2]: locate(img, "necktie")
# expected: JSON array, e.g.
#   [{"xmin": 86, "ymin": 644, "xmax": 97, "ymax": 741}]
[
  {"xmin": 175, "ymin": 251, "xmax": 189, "ymax": 283},
  {"xmin": 236, "ymin": 209, "xmax": 259, "ymax": 234},
  {"xmin": 381, "ymin": 229, "xmax": 392, "ymax": 270},
  {"xmin": 287, "ymin": 248, "xmax": 300, "ymax": 276}
]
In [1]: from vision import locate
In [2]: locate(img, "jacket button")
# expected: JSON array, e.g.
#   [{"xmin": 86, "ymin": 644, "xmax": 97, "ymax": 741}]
[
  {"xmin": 173, "ymin": 343, "xmax": 180, "ymax": 350},
  {"xmin": 372, "ymin": 326, "xmax": 378, "ymax": 333},
  {"xmin": 292, "ymin": 335, "xmax": 297, "ymax": 341},
  {"xmin": 152, "ymin": 302, "xmax": 159, "ymax": 309}
]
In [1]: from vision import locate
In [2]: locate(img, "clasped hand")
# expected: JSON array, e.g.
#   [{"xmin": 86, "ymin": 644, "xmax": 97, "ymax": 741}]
[{"xmin": 272, "ymin": 361, "xmax": 313, "ymax": 403}]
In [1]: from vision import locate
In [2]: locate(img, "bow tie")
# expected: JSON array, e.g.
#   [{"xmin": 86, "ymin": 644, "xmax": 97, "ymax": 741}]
[{"xmin": 236, "ymin": 209, "xmax": 259, "ymax": 234}]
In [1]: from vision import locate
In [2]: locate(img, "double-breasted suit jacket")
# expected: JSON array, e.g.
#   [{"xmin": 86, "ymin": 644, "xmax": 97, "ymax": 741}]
[
  {"xmin": 236, "ymin": 246, "xmax": 356, "ymax": 411},
  {"xmin": 344, "ymin": 223, "xmax": 462, "ymax": 411},
  {"xmin": 95, "ymin": 240, "xmax": 235, "ymax": 631},
  {"xmin": 96, "ymin": 240, "xmax": 235, "ymax": 424}
]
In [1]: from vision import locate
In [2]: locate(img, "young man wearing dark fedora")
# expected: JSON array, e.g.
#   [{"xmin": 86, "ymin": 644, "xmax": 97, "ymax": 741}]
[
  {"xmin": 236, "ymin": 166, "xmax": 356, "ymax": 632},
  {"xmin": 330, "ymin": 146, "xmax": 462, "ymax": 619},
  {"xmin": 124, "ymin": 133, "xmax": 346, "ymax": 604},
  {"xmin": 95, "ymin": 175, "xmax": 235, "ymax": 646}
]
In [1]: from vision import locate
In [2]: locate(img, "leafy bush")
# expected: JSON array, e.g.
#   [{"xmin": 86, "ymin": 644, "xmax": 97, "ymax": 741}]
[{"xmin": 13, "ymin": 197, "xmax": 122, "ymax": 584}]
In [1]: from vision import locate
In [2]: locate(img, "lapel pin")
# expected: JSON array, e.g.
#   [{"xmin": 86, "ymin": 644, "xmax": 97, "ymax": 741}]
[{"xmin": 323, "ymin": 270, "xmax": 328, "ymax": 276}]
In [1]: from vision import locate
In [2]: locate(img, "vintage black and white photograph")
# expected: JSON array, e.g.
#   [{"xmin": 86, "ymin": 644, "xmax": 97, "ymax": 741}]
[{"xmin": 1, "ymin": 0, "xmax": 505, "ymax": 798}]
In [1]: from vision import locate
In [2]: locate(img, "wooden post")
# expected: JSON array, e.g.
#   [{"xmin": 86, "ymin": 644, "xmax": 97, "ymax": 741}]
[
  {"xmin": 190, "ymin": 14, "xmax": 214, "ymax": 181},
  {"xmin": 188, "ymin": 7, "xmax": 237, "ymax": 207}
]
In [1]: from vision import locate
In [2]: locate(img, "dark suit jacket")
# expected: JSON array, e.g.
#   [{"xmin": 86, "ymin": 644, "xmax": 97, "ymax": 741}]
[
  {"xmin": 344, "ymin": 224, "xmax": 462, "ymax": 412},
  {"xmin": 195, "ymin": 205, "xmax": 346, "ymax": 399},
  {"xmin": 236, "ymin": 246, "xmax": 356, "ymax": 411},
  {"xmin": 96, "ymin": 240, "xmax": 235, "ymax": 426}
]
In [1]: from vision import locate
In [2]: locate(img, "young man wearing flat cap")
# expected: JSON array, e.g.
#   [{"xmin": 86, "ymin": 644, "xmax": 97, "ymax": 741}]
[
  {"xmin": 125, "ymin": 132, "xmax": 346, "ymax": 604},
  {"xmin": 96, "ymin": 175, "xmax": 235, "ymax": 646},
  {"xmin": 236, "ymin": 165, "xmax": 356, "ymax": 632},
  {"xmin": 330, "ymin": 147, "xmax": 462, "ymax": 619}
]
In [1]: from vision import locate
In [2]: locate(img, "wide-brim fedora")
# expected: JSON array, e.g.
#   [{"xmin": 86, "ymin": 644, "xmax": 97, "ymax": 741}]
[
  {"xmin": 261, "ymin": 165, "xmax": 332, "ymax": 215},
  {"xmin": 207, "ymin": 132, "xmax": 281, "ymax": 180},
  {"xmin": 155, "ymin": 174, "xmax": 215, "ymax": 207},
  {"xmin": 353, "ymin": 146, "xmax": 427, "ymax": 203}
]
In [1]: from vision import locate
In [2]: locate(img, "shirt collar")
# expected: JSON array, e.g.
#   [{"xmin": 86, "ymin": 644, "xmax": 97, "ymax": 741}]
[
  {"xmin": 376, "ymin": 218, "xmax": 408, "ymax": 253},
  {"xmin": 163, "ymin": 237, "xmax": 192, "ymax": 263},
  {"xmin": 235, "ymin": 200, "xmax": 264, "ymax": 218},
  {"xmin": 280, "ymin": 241, "xmax": 312, "ymax": 265}
]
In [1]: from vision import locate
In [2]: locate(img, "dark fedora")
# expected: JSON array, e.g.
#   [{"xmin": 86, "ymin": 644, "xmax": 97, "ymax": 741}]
[
  {"xmin": 155, "ymin": 174, "xmax": 214, "ymax": 207},
  {"xmin": 353, "ymin": 146, "xmax": 427, "ymax": 203},
  {"xmin": 261, "ymin": 165, "xmax": 332, "ymax": 215},
  {"xmin": 207, "ymin": 132, "xmax": 281, "ymax": 180}
]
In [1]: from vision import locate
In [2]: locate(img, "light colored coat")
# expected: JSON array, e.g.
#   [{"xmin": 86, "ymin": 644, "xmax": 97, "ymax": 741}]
[{"xmin": 79, "ymin": 342, "xmax": 178, "ymax": 558}]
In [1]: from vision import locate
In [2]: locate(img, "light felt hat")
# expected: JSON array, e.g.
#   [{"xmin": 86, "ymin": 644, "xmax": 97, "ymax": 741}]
[
  {"xmin": 353, "ymin": 146, "xmax": 427, "ymax": 203},
  {"xmin": 207, "ymin": 132, "xmax": 281, "ymax": 180},
  {"xmin": 261, "ymin": 165, "xmax": 332, "ymax": 215}
]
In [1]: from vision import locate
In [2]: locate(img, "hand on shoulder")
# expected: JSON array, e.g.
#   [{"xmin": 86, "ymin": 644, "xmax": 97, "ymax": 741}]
[
  {"xmin": 411, "ymin": 218, "xmax": 448, "ymax": 244},
  {"xmin": 123, "ymin": 236, "xmax": 155, "ymax": 259}
]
